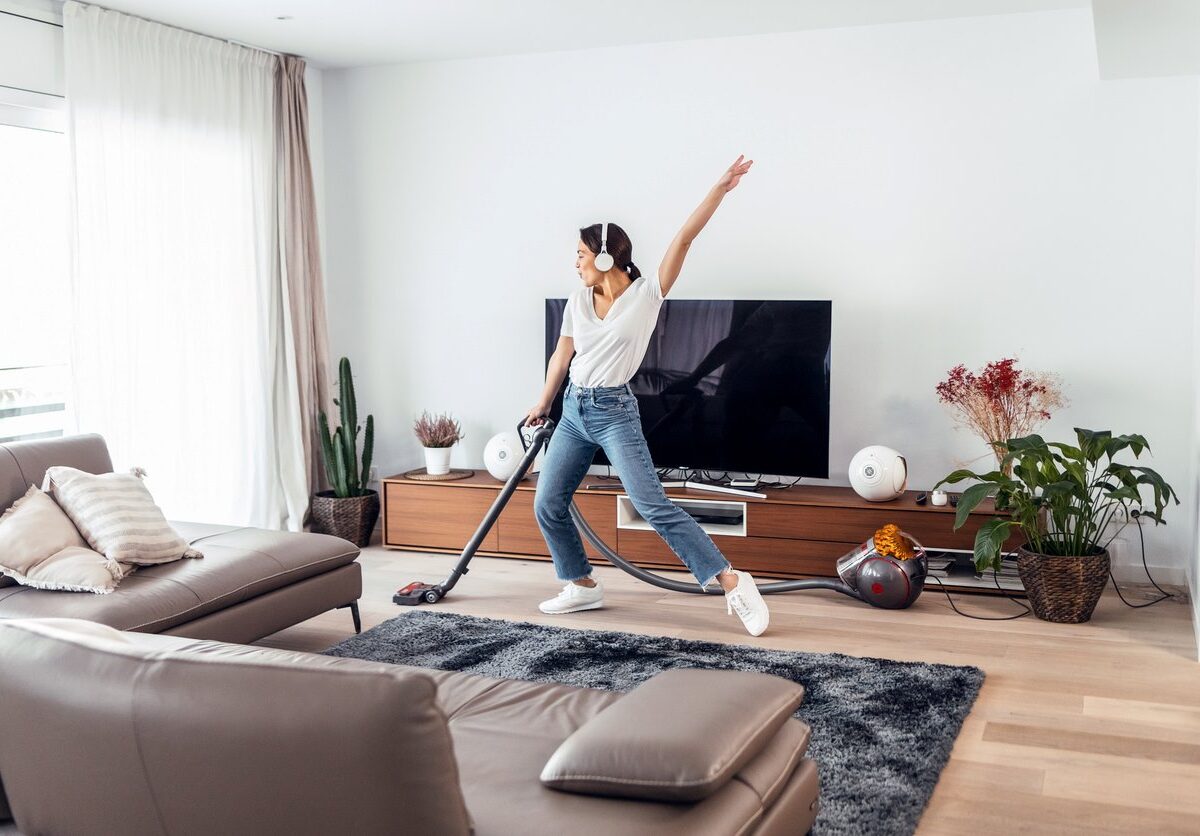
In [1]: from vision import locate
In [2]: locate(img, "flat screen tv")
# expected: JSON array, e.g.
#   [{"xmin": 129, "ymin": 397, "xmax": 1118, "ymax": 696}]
[{"xmin": 544, "ymin": 298, "xmax": 831, "ymax": 478}]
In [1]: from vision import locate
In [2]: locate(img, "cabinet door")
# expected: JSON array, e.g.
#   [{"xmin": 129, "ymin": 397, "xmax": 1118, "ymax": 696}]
[
  {"xmin": 750, "ymin": 505, "xmax": 985, "ymax": 550},
  {"xmin": 497, "ymin": 491, "xmax": 618, "ymax": 559},
  {"xmin": 496, "ymin": 491, "xmax": 548, "ymax": 556},
  {"xmin": 384, "ymin": 482, "xmax": 499, "ymax": 551}
]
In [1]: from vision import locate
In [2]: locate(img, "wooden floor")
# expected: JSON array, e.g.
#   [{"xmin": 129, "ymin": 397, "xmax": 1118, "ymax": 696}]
[{"xmin": 259, "ymin": 547, "xmax": 1200, "ymax": 836}]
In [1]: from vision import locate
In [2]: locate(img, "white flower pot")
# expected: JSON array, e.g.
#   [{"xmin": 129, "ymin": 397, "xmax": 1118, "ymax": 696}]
[{"xmin": 424, "ymin": 446, "xmax": 452, "ymax": 475}]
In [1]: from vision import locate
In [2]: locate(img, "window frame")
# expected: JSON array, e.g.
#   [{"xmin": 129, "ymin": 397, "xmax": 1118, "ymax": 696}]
[
  {"xmin": 0, "ymin": 85, "xmax": 64, "ymax": 132},
  {"xmin": 0, "ymin": 88, "xmax": 69, "ymax": 442}
]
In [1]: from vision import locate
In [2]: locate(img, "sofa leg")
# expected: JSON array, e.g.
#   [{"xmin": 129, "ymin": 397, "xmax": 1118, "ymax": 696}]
[{"xmin": 337, "ymin": 601, "xmax": 362, "ymax": 634}]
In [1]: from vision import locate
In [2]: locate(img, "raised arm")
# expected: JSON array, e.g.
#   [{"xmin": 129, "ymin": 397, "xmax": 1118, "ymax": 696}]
[{"xmin": 658, "ymin": 154, "xmax": 754, "ymax": 297}]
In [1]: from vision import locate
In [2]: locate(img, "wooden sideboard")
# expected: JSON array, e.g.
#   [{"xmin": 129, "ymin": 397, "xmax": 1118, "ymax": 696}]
[{"xmin": 382, "ymin": 472, "xmax": 1019, "ymax": 592}]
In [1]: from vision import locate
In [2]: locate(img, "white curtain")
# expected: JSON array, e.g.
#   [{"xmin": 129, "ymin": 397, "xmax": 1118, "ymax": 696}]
[{"xmin": 63, "ymin": 1, "xmax": 308, "ymax": 529}]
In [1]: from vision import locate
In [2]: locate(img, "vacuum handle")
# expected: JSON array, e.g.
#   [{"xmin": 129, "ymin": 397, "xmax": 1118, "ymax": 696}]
[{"xmin": 518, "ymin": 417, "xmax": 555, "ymax": 451}]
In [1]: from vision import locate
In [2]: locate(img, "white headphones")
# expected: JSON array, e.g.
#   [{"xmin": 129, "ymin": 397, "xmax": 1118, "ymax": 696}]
[{"xmin": 594, "ymin": 222, "xmax": 615, "ymax": 272}]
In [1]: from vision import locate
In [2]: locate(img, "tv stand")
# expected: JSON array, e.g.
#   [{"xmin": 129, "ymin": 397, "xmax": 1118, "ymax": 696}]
[{"xmin": 380, "ymin": 471, "xmax": 1021, "ymax": 595}]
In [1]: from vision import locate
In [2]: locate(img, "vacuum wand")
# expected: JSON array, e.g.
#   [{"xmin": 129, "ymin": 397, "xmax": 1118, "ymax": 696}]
[{"xmin": 394, "ymin": 418, "xmax": 555, "ymax": 605}]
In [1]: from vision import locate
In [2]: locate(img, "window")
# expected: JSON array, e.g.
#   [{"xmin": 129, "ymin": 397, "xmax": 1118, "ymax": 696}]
[{"xmin": 0, "ymin": 90, "xmax": 68, "ymax": 443}]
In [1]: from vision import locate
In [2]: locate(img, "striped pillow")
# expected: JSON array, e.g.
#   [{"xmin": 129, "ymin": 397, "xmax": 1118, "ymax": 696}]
[{"xmin": 41, "ymin": 466, "xmax": 202, "ymax": 565}]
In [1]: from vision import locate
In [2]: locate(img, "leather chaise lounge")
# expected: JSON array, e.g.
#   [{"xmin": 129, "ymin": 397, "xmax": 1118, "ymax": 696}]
[{"xmin": 0, "ymin": 434, "xmax": 363, "ymax": 643}]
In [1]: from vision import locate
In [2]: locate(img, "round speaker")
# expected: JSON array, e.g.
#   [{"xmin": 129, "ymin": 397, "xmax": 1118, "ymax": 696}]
[
  {"xmin": 483, "ymin": 431, "xmax": 527, "ymax": 482},
  {"xmin": 848, "ymin": 445, "xmax": 908, "ymax": 501},
  {"xmin": 594, "ymin": 251, "xmax": 614, "ymax": 272}
]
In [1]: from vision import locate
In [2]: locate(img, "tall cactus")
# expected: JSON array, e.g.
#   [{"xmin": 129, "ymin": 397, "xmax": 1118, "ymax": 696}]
[{"xmin": 318, "ymin": 357, "xmax": 374, "ymax": 498}]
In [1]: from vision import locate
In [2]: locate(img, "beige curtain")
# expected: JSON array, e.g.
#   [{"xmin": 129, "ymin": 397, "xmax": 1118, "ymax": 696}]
[{"xmin": 276, "ymin": 55, "xmax": 333, "ymax": 512}]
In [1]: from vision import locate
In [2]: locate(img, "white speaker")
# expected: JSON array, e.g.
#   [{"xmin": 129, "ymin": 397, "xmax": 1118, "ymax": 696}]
[
  {"xmin": 848, "ymin": 445, "xmax": 908, "ymax": 501},
  {"xmin": 483, "ymin": 431, "xmax": 527, "ymax": 482}
]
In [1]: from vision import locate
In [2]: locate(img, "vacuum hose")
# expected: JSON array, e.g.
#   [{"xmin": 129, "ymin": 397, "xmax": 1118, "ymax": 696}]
[{"xmin": 566, "ymin": 502, "xmax": 862, "ymax": 599}]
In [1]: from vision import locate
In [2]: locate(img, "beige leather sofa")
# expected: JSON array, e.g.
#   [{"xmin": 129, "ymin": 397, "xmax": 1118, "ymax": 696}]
[
  {"xmin": 0, "ymin": 434, "xmax": 365, "ymax": 827},
  {"xmin": 0, "ymin": 434, "xmax": 363, "ymax": 643},
  {"xmin": 0, "ymin": 619, "xmax": 821, "ymax": 835}
]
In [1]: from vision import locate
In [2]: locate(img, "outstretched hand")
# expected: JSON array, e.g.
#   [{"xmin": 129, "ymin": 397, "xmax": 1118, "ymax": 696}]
[{"xmin": 716, "ymin": 154, "xmax": 753, "ymax": 193}]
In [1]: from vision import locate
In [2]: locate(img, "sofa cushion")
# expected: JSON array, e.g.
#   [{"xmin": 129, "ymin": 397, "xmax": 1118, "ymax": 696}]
[
  {"xmin": 169, "ymin": 522, "xmax": 360, "ymax": 591},
  {"xmin": 0, "ymin": 525, "xmax": 358, "ymax": 632},
  {"xmin": 0, "ymin": 434, "xmax": 113, "ymax": 512},
  {"xmin": 0, "ymin": 486, "xmax": 129, "ymax": 594},
  {"xmin": 540, "ymin": 668, "xmax": 805, "ymax": 802},
  {"xmin": 414, "ymin": 667, "xmax": 813, "ymax": 835}
]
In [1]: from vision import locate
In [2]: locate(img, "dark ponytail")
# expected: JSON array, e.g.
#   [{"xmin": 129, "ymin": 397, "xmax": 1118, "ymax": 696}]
[{"xmin": 581, "ymin": 222, "xmax": 640, "ymax": 280}]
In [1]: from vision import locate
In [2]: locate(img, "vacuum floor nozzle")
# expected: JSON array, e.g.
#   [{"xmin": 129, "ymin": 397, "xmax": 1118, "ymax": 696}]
[{"xmin": 393, "ymin": 582, "xmax": 440, "ymax": 606}]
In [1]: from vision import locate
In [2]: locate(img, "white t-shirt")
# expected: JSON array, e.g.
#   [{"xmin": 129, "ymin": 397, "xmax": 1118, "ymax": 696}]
[{"xmin": 560, "ymin": 273, "xmax": 665, "ymax": 388}]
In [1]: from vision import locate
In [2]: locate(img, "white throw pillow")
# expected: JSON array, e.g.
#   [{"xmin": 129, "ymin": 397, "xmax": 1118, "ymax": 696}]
[
  {"xmin": 41, "ymin": 467, "xmax": 203, "ymax": 565},
  {"xmin": 0, "ymin": 485, "xmax": 132, "ymax": 594}
]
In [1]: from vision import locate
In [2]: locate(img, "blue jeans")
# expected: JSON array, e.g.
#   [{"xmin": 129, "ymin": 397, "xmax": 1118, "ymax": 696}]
[{"xmin": 533, "ymin": 381, "xmax": 731, "ymax": 589}]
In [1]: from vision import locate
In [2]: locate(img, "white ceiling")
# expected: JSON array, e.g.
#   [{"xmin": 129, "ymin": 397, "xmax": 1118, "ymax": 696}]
[
  {"xmin": 1092, "ymin": 0, "xmax": 1200, "ymax": 79},
  {"xmin": 60, "ymin": 0, "xmax": 1088, "ymax": 68}
]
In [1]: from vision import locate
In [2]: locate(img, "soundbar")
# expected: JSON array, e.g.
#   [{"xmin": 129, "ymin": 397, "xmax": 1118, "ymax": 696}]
[{"xmin": 683, "ymin": 507, "xmax": 745, "ymax": 526}]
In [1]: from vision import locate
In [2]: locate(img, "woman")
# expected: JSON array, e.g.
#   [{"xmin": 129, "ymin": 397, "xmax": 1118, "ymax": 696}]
[{"xmin": 523, "ymin": 155, "xmax": 769, "ymax": 636}]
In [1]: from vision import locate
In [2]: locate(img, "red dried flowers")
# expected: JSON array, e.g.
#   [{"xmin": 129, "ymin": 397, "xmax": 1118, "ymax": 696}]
[{"xmin": 936, "ymin": 358, "xmax": 1065, "ymax": 474}]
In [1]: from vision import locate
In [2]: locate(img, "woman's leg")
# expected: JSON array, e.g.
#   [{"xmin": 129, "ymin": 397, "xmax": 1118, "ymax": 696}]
[
  {"xmin": 533, "ymin": 394, "xmax": 599, "ymax": 583},
  {"xmin": 589, "ymin": 394, "xmax": 731, "ymax": 589},
  {"xmin": 578, "ymin": 386, "xmax": 768, "ymax": 633}
]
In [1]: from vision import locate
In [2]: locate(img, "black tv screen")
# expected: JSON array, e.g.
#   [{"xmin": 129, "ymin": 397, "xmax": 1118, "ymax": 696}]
[{"xmin": 544, "ymin": 299, "xmax": 831, "ymax": 478}]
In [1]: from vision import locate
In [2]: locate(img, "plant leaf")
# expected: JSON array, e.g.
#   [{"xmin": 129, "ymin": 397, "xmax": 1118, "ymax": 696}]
[
  {"xmin": 973, "ymin": 518, "xmax": 1015, "ymax": 572},
  {"xmin": 954, "ymin": 482, "xmax": 996, "ymax": 530},
  {"xmin": 934, "ymin": 469, "xmax": 982, "ymax": 489},
  {"xmin": 1046, "ymin": 442, "xmax": 1084, "ymax": 461}
]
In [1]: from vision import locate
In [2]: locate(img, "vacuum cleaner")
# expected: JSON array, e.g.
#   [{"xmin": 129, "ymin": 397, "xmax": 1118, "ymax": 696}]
[{"xmin": 394, "ymin": 417, "xmax": 927, "ymax": 609}]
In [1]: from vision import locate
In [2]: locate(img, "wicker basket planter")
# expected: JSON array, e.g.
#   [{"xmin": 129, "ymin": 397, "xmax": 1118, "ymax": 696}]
[
  {"xmin": 311, "ymin": 490, "xmax": 380, "ymax": 547},
  {"xmin": 1016, "ymin": 544, "xmax": 1109, "ymax": 623}
]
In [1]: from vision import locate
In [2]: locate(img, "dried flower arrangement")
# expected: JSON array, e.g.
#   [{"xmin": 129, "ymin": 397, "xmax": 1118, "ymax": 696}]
[
  {"xmin": 936, "ymin": 358, "xmax": 1065, "ymax": 475},
  {"xmin": 413, "ymin": 411, "xmax": 463, "ymax": 449}
]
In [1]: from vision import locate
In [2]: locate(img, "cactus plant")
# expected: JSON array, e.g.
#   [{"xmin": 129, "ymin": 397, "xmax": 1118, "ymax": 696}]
[{"xmin": 318, "ymin": 357, "xmax": 374, "ymax": 498}]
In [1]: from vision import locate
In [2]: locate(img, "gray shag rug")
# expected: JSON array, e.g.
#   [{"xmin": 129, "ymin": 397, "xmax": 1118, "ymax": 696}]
[{"xmin": 324, "ymin": 611, "xmax": 983, "ymax": 835}]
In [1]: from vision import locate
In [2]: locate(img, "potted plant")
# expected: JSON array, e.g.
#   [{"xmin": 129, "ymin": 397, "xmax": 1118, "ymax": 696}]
[
  {"xmin": 935, "ymin": 428, "xmax": 1177, "ymax": 623},
  {"xmin": 413, "ymin": 411, "xmax": 463, "ymax": 476},
  {"xmin": 312, "ymin": 357, "xmax": 377, "ymax": 546}
]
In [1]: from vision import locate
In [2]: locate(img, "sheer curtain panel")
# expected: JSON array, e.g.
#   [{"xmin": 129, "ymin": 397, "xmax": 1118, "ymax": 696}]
[{"xmin": 64, "ymin": 1, "xmax": 308, "ymax": 529}]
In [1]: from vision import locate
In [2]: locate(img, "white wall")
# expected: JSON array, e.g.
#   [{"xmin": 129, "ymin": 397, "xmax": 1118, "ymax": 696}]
[
  {"xmin": 332, "ymin": 9, "xmax": 1199, "ymax": 584},
  {"xmin": 1193, "ymin": 78, "xmax": 1200, "ymax": 657}
]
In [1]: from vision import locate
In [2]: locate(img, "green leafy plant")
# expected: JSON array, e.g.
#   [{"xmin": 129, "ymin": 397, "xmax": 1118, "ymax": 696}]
[
  {"xmin": 318, "ymin": 357, "xmax": 374, "ymax": 498},
  {"xmin": 934, "ymin": 428, "xmax": 1178, "ymax": 572}
]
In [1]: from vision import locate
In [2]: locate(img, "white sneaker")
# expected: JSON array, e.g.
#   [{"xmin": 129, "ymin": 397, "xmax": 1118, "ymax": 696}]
[
  {"xmin": 725, "ymin": 570, "xmax": 769, "ymax": 636},
  {"xmin": 539, "ymin": 579, "xmax": 604, "ymax": 614}
]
